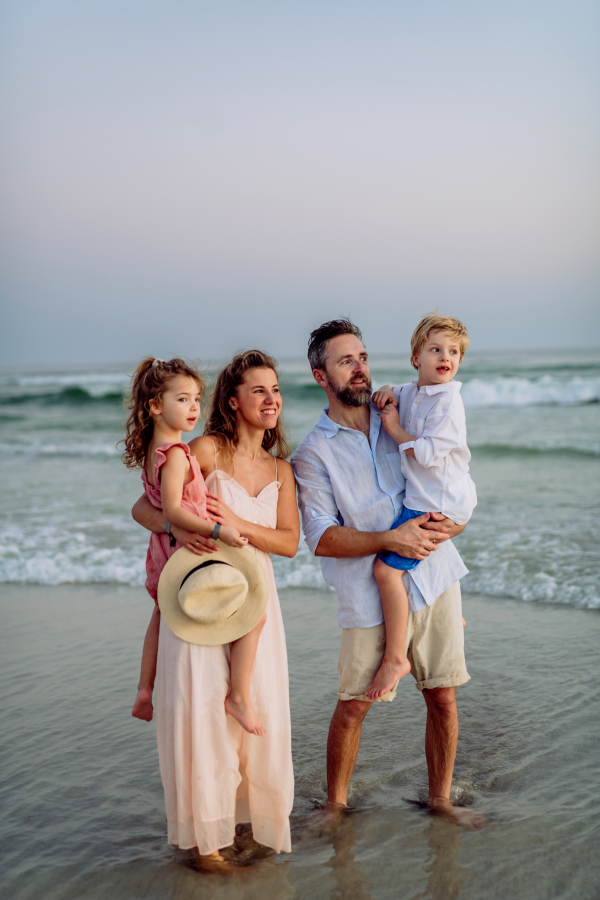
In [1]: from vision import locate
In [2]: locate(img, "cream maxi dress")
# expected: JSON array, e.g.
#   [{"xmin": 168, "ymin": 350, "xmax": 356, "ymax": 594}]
[{"xmin": 154, "ymin": 461, "xmax": 294, "ymax": 855}]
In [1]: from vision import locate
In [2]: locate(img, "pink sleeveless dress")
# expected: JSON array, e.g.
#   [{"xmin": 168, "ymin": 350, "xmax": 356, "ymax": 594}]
[
  {"xmin": 141, "ymin": 442, "xmax": 209, "ymax": 602},
  {"xmin": 154, "ymin": 452, "xmax": 294, "ymax": 855}
]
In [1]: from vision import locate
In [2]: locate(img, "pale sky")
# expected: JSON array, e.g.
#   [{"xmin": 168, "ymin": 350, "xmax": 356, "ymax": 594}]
[{"xmin": 1, "ymin": 0, "xmax": 599, "ymax": 366}]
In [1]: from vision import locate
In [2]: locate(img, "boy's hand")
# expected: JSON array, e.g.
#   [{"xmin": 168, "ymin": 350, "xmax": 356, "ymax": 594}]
[
  {"xmin": 380, "ymin": 404, "xmax": 405, "ymax": 444},
  {"xmin": 421, "ymin": 512, "xmax": 466, "ymax": 539},
  {"xmin": 372, "ymin": 388, "xmax": 397, "ymax": 410},
  {"xmin": 219, "ymin": 525, "xmax": 248, "ymax": 548}
]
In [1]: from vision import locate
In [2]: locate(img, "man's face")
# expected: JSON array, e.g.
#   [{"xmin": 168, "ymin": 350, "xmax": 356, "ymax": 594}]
[{"xmin": 315, "ymin": 334, "xmax": 372, "ymax": 407}]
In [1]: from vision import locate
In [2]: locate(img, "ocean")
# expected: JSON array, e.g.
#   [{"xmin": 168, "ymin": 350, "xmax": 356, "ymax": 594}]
[
  {"xmin": 2, "ymin": 347, "xmax": 599, "ymax": 608},
  {"xmin": 1, "ymin": 347, "xmax": 600, "ymax": 899}
]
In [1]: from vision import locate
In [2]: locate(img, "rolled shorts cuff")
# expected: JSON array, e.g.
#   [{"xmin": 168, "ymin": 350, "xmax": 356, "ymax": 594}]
[{"xmin": 414, "ymin": 671, "xmax": 471, "ymax": 693}]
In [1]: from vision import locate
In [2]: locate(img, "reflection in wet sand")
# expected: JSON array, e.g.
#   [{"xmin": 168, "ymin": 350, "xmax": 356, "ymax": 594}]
[
  {"xmin": 324, "ymin": 813, "xmax": 373, "ymax": 900},
  {"xmin": 418, "ymin": 818, "xmax": 466, "ymax": 900}
]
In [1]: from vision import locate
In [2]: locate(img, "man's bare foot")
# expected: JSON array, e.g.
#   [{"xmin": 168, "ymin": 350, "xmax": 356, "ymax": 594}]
[
  {"xmin": 365, "ymin": 656, "xmax": 412, "ymax": 700},
  {"xmin": 225, "ymin": 693, "xmax": 265, "ymax": 736},
  {"xmin": 427, "ymin": 797, "xmax": 486, "ymax": 830},
  {"xmin": 132, "ymin": 686, "xmax": 153, "ymax": 721}
]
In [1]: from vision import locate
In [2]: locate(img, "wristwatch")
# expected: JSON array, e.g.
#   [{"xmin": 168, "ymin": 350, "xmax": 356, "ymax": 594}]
[
  {"xmin": 165, "ymin": 521, "xmax": 176, "ymax": 548},
  {"xmin": 211, "ymin": 523, "xmax": 221, "ymax": 540}
]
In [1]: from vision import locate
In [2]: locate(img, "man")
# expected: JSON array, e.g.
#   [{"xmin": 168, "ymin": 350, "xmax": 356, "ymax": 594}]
[{"xmin": 291, "ymin": 318, "xmax": 480, "ymax": 827}]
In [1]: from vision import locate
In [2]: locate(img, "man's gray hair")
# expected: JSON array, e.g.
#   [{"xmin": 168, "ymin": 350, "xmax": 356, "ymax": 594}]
[{"xmin": 307, "ymin": 318, "xmax": 364, "ymax": 372}]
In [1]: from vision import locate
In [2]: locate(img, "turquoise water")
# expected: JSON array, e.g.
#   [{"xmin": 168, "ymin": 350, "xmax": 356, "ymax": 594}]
[{"xmin": 1, "ymin": 347, "xmax": 599, "ymax": 607}]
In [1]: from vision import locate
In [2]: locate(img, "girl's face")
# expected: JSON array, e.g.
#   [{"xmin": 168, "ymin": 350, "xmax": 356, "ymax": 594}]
[
  {"xmin": 229, "ymin": 367, "xmax": 282, "ymax": 431},
  {"xmin": 149, "ymin": 375, "xmax": 201, "ymax": 433}
]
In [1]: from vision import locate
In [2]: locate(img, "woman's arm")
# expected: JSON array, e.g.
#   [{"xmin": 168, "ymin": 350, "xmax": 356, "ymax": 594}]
[
  {"xmin": 131, "ymin": 493, "xmax": 218, "ymax": 556},
  {"xmin": 205, "ymin": 459, "xmax": 300, "ymax": 558}
]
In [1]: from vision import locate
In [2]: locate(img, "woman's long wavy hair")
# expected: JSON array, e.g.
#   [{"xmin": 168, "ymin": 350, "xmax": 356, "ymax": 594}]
[
  {"xmin": 204, "ymin": 350, "xmax": 290, "ymax": 460},
  {"xmin": 121, "ymin": 357, "xmax": 204, "ymax": 469}
]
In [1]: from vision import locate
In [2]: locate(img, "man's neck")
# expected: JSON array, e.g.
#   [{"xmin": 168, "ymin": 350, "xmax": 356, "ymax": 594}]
[{"xmin": 326, "ymin": 397, "xmax": 371, "ymax": 436}]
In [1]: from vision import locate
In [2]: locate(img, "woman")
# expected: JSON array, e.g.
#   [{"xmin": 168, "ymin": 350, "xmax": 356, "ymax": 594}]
[{"xmin": 132, "ymin": 350, "xmax": 299, "ymax": 865}]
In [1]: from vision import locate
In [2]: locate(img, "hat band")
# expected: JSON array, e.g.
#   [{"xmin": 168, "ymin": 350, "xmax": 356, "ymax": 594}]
[{"xmin": 179, "ymin": 560, "xmax": 231, "ymax": 590}]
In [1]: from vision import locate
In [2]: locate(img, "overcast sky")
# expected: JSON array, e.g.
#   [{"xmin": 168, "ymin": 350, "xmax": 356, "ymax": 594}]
[{"xmin": 1, "ymin": 0, "xmax": 599, "ymax": 367}]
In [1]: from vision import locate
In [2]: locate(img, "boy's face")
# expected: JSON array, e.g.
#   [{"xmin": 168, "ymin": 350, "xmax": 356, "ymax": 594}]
[{"xmin": 413, "ymin": 329, "xmax": 462, "ymax": 386}]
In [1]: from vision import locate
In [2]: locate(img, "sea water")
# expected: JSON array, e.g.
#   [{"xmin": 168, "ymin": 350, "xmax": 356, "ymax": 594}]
[
  {"xmin": 1, "ymin": 347, "xmax": 599, "ymax": 608},
  {"xmin": 1, "ymin": 348, "xmax": 600, "ymax": 899}
]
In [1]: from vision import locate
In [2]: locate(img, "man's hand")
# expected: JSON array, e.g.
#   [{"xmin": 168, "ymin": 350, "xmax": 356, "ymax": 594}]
[
  {"xmin": 382, "ymin": 513, "xmax": 448, "ymax": 561},
  {"xmin": 421, "ymin": 512, "xmax": 465, "ymax": 540},
  {"xmin": 170, "ymin": 525, "xmax": 218, "ymax": 557}
]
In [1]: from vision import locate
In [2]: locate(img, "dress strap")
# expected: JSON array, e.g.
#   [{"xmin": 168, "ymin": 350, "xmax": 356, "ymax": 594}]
[
  {"xmin": 274, "ymin": 456, "xmax": 278, "ymax": 482},
  {"xmin": 211, "ymin": 439, "xmax": 218, "ymax": 470}
]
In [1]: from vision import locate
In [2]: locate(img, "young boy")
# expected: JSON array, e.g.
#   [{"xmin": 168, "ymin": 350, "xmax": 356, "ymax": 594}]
[{"xmin": 365, "ymin": 313, "xmax": 477, "ymax": 699}]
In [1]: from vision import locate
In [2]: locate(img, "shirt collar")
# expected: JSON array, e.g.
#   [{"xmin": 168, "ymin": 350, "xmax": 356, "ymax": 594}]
[
  {"xmin": 318, "ymin": 404, "xmax": 381, "ymax": 439},
  {"xmin": 415, "ymin": 380, "xmax": 462, "ymax": 395}
]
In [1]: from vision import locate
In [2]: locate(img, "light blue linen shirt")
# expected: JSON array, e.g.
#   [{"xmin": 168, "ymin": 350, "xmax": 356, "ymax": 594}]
[{"xmin": 291, "ymin": 404, "xmax": 468, "ymax": 629}]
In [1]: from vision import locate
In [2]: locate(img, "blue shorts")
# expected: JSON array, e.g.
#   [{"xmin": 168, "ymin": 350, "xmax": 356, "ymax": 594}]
[{"xmin": 378, "ymin": 507, "xmax": 426, "ymax": 571}]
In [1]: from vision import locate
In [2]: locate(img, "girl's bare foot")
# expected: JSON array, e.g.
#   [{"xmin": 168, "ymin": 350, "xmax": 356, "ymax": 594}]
[
  {"xmin": 365, "ymin": 656, "xmax": 412, "ymax": 700},
  {"xmin": 132, "ymin": 686, "xmax": 154, "ymax": 721},
  {"xmin": 225, "ymin": 692, "xmax": 265, "ymax": 736}
]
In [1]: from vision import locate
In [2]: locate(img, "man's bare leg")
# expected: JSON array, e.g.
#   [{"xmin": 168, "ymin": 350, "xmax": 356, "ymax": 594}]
[
  {"xmin": 326, "ymin": 699, "xmax": 371, "ymax": 807},
  {"xmin": 423, "ymin": 686, "xmax": 485, "ymax": 829}
]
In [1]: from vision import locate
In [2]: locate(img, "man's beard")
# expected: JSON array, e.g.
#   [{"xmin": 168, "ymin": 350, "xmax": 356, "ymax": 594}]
[{"xmin": 328, "ymin": 376, "xmax": 373, "ymax": 408}]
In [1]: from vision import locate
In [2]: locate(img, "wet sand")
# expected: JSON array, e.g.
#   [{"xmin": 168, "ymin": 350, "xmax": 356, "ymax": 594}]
[{"xmin": 1, "ymin": 584, "xmax": 599, "ymax": 899}]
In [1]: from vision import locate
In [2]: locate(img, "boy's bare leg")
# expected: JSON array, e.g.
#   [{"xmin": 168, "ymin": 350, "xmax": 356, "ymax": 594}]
[
  {"xmin": 326, "ymin": 699, "xmax": 371, "ymax": 806},
  {"xmin": 132, "ymin": 605, "xmax": 160, "ymax": 721},
  {"xmin": 366, "ymin": 560, "xmax": 412, "ymax": 699},
  {"xmin": 225, "ymin": 613, "xmax": 267, "ymax": 736}
]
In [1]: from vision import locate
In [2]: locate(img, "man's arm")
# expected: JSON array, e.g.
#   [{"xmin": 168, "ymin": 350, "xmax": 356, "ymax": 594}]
[
  {"xmin": 315, "ymin": 513, "xmax": 446, "ymax": 560},
  {"xmin": 131, "ymin": 494, "xmax": 217, "ymax": 556},
  {"xmin": 292, "ymin": 448, "xmax": 448, "ymax": 562}
]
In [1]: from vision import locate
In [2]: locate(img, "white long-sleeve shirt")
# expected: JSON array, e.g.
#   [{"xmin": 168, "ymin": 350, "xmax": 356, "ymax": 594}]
[
  {"xmin": 393, "ymin": 381, "xmax": 477, "ymax": 526},
  {"xmin": 291, "ymin": 405, "xmax": 468, "ymax": 628}
]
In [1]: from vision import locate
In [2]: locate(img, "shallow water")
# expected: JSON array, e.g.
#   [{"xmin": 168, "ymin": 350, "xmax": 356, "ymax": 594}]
[{"xmin": 1, "ymin": 584, "xmax": 599, "ymax": 899}]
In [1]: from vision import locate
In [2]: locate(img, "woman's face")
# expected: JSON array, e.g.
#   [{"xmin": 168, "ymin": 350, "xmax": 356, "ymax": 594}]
[{"xmin": 229, "ymin": 367, "xmax": 282, "ymax": 430}]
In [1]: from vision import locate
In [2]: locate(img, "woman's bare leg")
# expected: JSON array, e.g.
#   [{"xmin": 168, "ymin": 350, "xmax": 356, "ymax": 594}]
[
  {"xmin": 132, "ymin": 605, "xmax": 160, "ymax": 721},
  {"xmin": 225, "ymin": 613, "xmax": 267, "ymax": 736},
  {"xmin": 366, "ymin": 560, "xmax": 412, "ymax": 699}
]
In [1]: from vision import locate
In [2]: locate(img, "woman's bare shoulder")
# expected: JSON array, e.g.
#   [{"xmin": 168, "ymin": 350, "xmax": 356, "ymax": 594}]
[
  {"xmin": 188, "ymin": 435, "xmax": 218, "ymax": 463},
  {"xmin": 276, "ymin": 458, "xmax": 294, "ymax": 483}
]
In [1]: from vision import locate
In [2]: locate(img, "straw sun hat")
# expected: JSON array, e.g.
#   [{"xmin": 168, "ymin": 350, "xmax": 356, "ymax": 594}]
[{"xmin": 157, "ymin": 545, "xmax": 269, "ymax": 646}]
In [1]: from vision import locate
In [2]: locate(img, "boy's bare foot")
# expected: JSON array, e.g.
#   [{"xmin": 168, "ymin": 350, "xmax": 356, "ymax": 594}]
[
  {"xmin": 365, "ymin": 656, "xmax": 412, "ymax": 700},
  {"xmin": 225, "ymin": 693, "xmax": 265, "ymax": 736},
  {"xmin": 427, "ymin": 797, "xmax": 486, "ymax": 830},
  {"xmin": 132, "ymin": 686, "xmax": 153, "ymax": 721}
]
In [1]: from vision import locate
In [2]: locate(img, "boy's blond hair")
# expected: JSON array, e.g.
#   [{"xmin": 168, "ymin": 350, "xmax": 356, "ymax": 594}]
[{"xmin": 410, "ymin": 313, "xmax": 469, "ymax": 370}]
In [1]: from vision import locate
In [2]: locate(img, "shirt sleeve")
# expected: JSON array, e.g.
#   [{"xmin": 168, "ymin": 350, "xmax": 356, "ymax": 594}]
[
  {"xmin": 402, "ymin": 394, "xmax": 467, "ymax": 468},
  {"xmin": 291, "ymin": 448, "xmax": 343, "ymax": 555}
]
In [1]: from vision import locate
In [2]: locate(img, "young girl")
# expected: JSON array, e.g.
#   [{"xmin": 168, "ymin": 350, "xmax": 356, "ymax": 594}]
[{"xmin": 121, "ymin": 356, "xmax": 268, "ymax": 736}]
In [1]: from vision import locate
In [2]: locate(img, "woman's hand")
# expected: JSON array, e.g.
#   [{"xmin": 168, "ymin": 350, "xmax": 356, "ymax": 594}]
[
  {"xmin": 205, "ymin": 492, "xmax": 243, "ymax": 531},
  {"xmin": 170, "ymin": 524, "xmax": 218, "ymax": 556}
]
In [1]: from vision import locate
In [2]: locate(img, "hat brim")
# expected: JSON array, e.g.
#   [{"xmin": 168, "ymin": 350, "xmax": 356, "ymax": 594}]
[{"xmin": 157, "ymin": 544, "xmax": 269, "ymax": 646}]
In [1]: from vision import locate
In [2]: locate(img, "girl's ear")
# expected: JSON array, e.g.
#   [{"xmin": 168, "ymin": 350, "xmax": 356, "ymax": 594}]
[{"xmin": 148, "ymin": 397, "xmax": 162, "ymax": 416}]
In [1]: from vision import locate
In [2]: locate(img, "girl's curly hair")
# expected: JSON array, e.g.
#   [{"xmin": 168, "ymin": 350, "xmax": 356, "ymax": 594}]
[
  {"xmin": 121, "ymin": 357, "xmax": 204, "ymax": 469},
  {"xmin": 204, "ymin": 350, "xmax": 290, "ymax": 461}
]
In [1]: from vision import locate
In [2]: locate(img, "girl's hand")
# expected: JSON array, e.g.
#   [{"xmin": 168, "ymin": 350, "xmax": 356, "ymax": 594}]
[
  {"xmin": 372, "ymin": 389, "xmax": 397, "ymax": 410},
  {"xmin": 205, "ymin": 492, "xmax": 242, "ymax": 530},
  {"xmin": 219, "ymin": 525, "xmax": 248, "ymax": 548}
]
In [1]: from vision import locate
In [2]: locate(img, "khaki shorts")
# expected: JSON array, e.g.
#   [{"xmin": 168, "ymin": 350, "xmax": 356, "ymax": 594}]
[{"xmin": 338, "ymin": 581, "xmax": 470, "ymax": 702}]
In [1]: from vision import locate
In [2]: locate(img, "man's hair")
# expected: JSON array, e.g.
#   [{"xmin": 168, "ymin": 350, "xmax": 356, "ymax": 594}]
[
  {"xmin": 307, "ymin": 318, "xmax": 363, "ymax": 372},
  {"xmin": 410, "ymin": 313, "xmax": 469, "ymax": 370}
]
